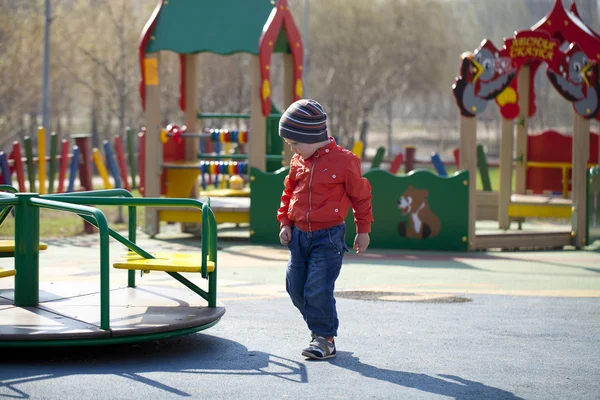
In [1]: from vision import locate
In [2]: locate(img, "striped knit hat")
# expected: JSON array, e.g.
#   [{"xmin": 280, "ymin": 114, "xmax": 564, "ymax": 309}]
[{"xmin": 279, "ymin": 99, "xmax": 328, "ymax": 144}]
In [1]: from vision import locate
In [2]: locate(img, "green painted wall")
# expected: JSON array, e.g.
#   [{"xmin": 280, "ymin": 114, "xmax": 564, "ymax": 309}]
[
  {"xmin": 146, "ymin": 0, "xmax": 290, "ymax": 55},
  {"xmin": 344, "ymin": 169, "xmax": 470, "ymax": 251},
  {"xmin": 265, "ymin": 103, "xmax": 283, "ymax": 172},
  {"xmin": 249, "ymin": 167, "xmax": 288, "ymax": 245},
  {"xmin": 249, "ymin": 167, "xmax": 471, "ymax": 251}
]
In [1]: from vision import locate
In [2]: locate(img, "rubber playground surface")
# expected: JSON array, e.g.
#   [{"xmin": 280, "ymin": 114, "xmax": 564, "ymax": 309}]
[{"xmin": 1, "ymin": 227, "xmax": 599, "ymax": 399}]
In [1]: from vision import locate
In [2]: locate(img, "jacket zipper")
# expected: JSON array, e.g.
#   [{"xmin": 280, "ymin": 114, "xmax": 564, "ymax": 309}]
[{"xmin": 306, "ymin": 154, "xmax": 319, "ymax": 234}]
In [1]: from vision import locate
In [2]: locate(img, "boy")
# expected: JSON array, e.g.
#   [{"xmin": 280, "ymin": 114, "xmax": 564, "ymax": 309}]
[{"xmin": 277, "ymin": 99, "xmax": 373, "ymax": 360}]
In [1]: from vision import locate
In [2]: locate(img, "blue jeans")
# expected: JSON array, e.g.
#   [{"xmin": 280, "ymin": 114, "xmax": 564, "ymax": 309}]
[{"xmin": 286, "ymin": 223, "xmax": 348, "ymax": 337}]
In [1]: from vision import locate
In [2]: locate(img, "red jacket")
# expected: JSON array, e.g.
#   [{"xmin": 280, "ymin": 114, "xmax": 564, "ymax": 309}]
[{"xmin": 277, "ymin": 138, "xmax": 373, "ymax": 233}]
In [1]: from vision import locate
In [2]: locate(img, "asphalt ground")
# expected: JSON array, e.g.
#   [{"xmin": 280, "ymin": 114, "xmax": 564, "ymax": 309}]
[{"xmin": 1, "ymin": 229, "xmax": 599, "ymax": 399}]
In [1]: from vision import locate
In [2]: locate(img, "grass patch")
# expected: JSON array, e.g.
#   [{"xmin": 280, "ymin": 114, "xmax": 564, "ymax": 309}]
[
  {"xmin": 402, "ymin": 166, "xmax": 515, "ymax": 192},
  {"xmin": 0, "ymin": 189, "xmax": 146, "ymax": 239}
]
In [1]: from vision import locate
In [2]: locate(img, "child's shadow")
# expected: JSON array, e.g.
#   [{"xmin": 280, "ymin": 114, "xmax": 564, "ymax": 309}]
[{"xmin": 330, "ymin": 352, "xmax": 524, "ymax": 400}]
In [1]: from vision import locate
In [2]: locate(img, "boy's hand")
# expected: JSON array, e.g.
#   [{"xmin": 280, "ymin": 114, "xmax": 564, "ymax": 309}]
[
  {"xmin": 280, "ymin": 225, "xmax": 292, "ymax": 245},
  {"xmin": 354, "ymin": 233, "xmax": 370, "ymax": 254}
]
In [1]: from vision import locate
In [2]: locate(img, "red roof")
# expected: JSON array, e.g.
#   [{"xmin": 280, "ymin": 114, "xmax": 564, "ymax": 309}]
[{"xmin": 531, "ymin": 0, "xmax": 600, "ymax": 59}]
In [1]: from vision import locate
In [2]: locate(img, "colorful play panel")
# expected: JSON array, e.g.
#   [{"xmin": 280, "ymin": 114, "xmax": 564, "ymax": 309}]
[
  {"xmin": 0, "ymin": 187, "xmax": 223, "ymax": 347},
  {"xmin": 451, "ymin": 0, "xmax": 600, "ymax": 250}
]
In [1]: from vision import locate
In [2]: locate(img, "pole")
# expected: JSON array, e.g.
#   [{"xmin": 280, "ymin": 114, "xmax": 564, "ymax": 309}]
[
  {"xmin": 42, "ymin": 0, "xmax": 51, "ymax": 137},
  {"xmin": 303, "ymin": 0, "xmax": 309, "ymax": 97},
  {"xmin": 14, "ymin": 194, "xmax": 41, "ymax": 307}
]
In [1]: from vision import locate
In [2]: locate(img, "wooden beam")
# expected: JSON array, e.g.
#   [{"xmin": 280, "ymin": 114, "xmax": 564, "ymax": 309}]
[
  {"xmin": 143, "ymin": 53, "xmax": 161, "ymax": 236},
  {"xmin": 571, "ymin": 111, "xmax": 590, "ymax": 247},
  {"xmin": 498, "ymin": 117, "xmax": 514, "ymax": 229},
  {"xmin": 460, "ymin": 115, "xmax": 477, "ymax": 249},
  {"xmin": 183, "ymin": 54, "xmax": 199, "ymax": 165},
  {"xmin": 515, "ymin": 66, "xmax": 530, "ymax": 194},
  {"xmin": 180, "ymin": 54, "xmax": 201, "ymax": 234},
  {"xmin": 474, "ymin": 232, "xmax": 571, "ymax": 251},
  {"xmin": 282, "ymin": 53, "xmax": 295, "ymax": 167},
  {"xmin": 249, "ymin": 55, "xmax": 266, "ymax": 172}
]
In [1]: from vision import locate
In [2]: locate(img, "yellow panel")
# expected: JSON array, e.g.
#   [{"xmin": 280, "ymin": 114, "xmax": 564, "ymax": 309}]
[
  {"xmin": 215, "ymin": 211, "xmax": 249, "ymax": 224},
  {"xmin": 198, "ymin": 188, "xmax": 250, "ymax": 198},
  {"xmin": 160, "ymin": 210, "xmax": 202, "ymax": 223},
  {"xmin": 0, "ymin": 241, "xmax": 48, "ymax": 252},
  {"xmin": 165, "ymin": 169, "xmax": 200, "ymax": 198},
  {"xmin": 144, "ymin": 58, "xmax": 159, "ymax": 86},
  {"xmin": 113, "ymin": 252, "xmax": 215, "ymax": 273},
  {"xmin": 352, "ymin": 140, "xmax": 364, "ymax": 159},
  {"xmin": 508, "ymin": 203, "xmax": 571, "ymax": 219},
  {"xmin": 159, "ymin": 210, "xmax": 249, "ymax": 224},
  {"xmin": 0, "ymin": 268, "xmax": 16, "ymax": 278}
]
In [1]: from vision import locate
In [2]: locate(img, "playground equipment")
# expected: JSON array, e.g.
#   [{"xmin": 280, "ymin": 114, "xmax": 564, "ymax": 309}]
[
  {"xmin": 0, "ymin": 187, "xmax": 223, "ymax": 347},
  {"xmin": 450, "ymin": 0, "xmax": 600, "ymax": 250},
  {"xmin": 155, "ymin": 123, "xmax": 284, "ymax": 196},
  {"xmin": 139, "ymin": 0, "xmax": 303, "ymax": 236},
  {"xmin": 248, "ymin": 0, "xmax": 600, "ymax": 251},
  {"xmin": 1, "ymin": 127, "xmax": 141, "ymax": 234},
  {"xmin": 133, "ymin": 0, "xmax": 599, "ymax": 252}
]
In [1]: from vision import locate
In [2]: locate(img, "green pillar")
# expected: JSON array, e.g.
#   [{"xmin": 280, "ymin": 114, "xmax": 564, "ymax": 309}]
[
  {"xmin": 48, "ymin": 132, "xmax": 58, "ymax": 193},
  {"xmin": 127, "ymin": 127, "xmax": 137, "ymax": 189},
  {"xmin": 128, "ymin": 205, "xmax": 136, "ymax": 288},
  {"xmin": 24, "ymin": 136, "xmax": 36, "ymax": 192},
  {"xmin": 14, "ymin": 193, "xmax": 40, "ymax": 306}
]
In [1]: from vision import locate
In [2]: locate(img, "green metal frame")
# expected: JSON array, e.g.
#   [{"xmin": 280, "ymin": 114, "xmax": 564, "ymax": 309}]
[
  {"xmin": 0, "ymin": 189, "xmax": 219, "ymax": 335},
  {"xmin": 0, "ymin": 185, "xmax": 18, "ymax": 228},
  {"xmin": 47, "ymin": 189, "xmax": 138, "ymax": 287}
]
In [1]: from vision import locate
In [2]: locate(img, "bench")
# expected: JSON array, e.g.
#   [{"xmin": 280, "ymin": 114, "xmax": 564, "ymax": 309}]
[
  {"xmin": 0, "ymin": 268, "xmax": 16, "ymax": 278},
  {"xmin": 0, "ymin": 240, "xmax": 48, "ymax": 253},
  {"xmin": 0, "ymin": 240, "xmax": 48, "ymax": 278},
  {"xmin": 508, "ymin": 194, "xmax": 572, "ymax": 219},
  {"xmin": 113, "ymin": 252, "xmax": 215, "ymax": 274}
]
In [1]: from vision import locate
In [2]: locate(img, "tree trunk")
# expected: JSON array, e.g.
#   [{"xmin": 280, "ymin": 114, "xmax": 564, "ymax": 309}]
[
  {"xmin": 358, "ymin": 105, "xmax": 373, "ymax": 159},
  {"xmin": 91, "ymin": 97, "xmax": 100, "ymax": 150}
]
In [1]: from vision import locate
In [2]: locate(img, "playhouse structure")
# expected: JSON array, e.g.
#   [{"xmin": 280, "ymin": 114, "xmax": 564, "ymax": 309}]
[
  {"xmin": 138, "ymin": 0, "xmax": 303, "ymax": 236},
  {"xmin": 452, "ymin": 0, "xmax": 600, "ymax": 250},
  {"xmin": 134, "ymin": 0, "xmax": 599, "ymax": 252}
]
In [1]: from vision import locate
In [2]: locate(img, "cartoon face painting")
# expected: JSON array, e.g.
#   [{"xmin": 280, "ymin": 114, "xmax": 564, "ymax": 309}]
[{"xmin": 397, "ymin": 186, "xmax": 440, "ymax": 240}]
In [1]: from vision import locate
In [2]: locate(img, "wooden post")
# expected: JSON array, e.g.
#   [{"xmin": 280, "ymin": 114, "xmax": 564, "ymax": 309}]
[
  {"xmin": 404, "ymin": 145, "xmax": 416, "ymax": 173},
  {"xmin": 184, "ymin": 54, "xmax": 199, "ymax": 177},
  {"xmin": 72, "ymin": 134, "xmax": 95, "ymax": 233},
  {"xmin": 11, "ymin": 142, "xmax": 26, "ymax": 192},
  {"xmin": 498, "ymin": 117, "xmax": 514, "ymax": 229},
  {"xmin": 515, "ymin": 66, "xmax": 530, "ymax": 194},
  {"xmin": 282, "ymin": 53, "xmax": 295, "ymax": 167},
  {"xmin": 143, "ymin": 53, "xmax": 161, "ymax": 236},
  {"xmin": 57, "ymin": 139, "xmax": 69, "ymax": 193},
  {"xmin": 37, "ymin": 127, "xmax": 46, "ymax": 195},
  {"xmin": 182, "ymin": 54, "xmax": 201, "ymax": 234},
  {"xmin": 460, "ymin": 116, "xmax": 477, "ymax": 249},
  {"xmin": 571, "ymin": 112, "xmax": 590, "ymax": 247},
  {"xmin": 249, "ymin": 55, "xmax": 266, "ymax": 173}
]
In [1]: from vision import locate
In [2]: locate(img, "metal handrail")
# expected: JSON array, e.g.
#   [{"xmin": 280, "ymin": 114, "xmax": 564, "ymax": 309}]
[
  {"xmin": 41, "ymin": 196, "xmax": 219, "ymax": 308},
  {"xmin": 30, "ymin": 197, "xmax": 111, "ymax": 330}
]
